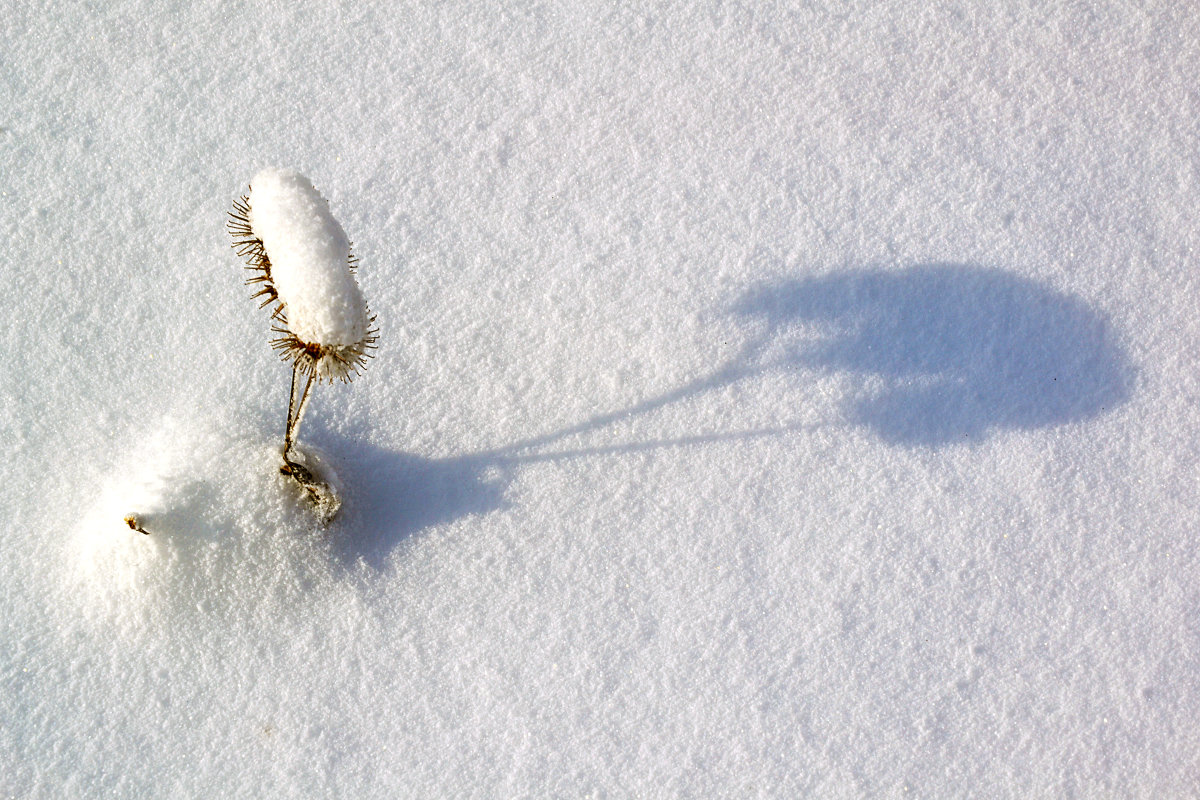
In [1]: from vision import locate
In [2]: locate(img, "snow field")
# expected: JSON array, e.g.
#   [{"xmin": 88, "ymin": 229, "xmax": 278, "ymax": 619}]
[{"xmin": 1, "ymin": 1, "xmax": 1199, "ymax": 797}]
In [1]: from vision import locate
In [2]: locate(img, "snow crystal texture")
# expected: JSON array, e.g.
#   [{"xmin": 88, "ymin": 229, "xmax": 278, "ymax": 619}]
[
  {"xmin": 249, "ymin": 167, "xmax": 367, "ymax": 348},
  {"xmin": 1, "ymin": 1, "xmax": 1198, "ymax": 798}
]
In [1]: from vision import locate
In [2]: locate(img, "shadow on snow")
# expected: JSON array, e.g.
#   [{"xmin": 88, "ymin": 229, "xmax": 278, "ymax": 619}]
[
  {"xmin": 332, "ymin": 263, "xmax": 1133, "ymax": 566},
  {"xmin": 730, "ymin": 263, "xmax": 1133, "ymax": 445}
]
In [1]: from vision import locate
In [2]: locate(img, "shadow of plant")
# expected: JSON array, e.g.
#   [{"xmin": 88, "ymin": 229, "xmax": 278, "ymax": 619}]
[
  {"xmin": 331, "ymin": 263, "xmax": 1133, "ymax": 565},
  {"xmin": 731, "ymin": 264, "xmax": 1133, "ymax": 445}
]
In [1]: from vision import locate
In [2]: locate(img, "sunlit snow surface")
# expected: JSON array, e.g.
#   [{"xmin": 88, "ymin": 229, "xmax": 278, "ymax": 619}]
[{"xmin": 2, "ymin": 2, "xmax": 1199, "ymax": 796}]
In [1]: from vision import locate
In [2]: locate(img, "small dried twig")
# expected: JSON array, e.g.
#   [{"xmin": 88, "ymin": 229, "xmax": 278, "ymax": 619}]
[{"xmin": 123, "ymin": 514, "xmax": 150, "ymax": 535}]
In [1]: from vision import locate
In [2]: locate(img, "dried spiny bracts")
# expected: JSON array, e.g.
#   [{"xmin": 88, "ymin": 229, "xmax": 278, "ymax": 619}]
[
  {"xmin": 227, "ymin": 194, "xmax": 283, "ymax": 318},
  {"xmin": 227, "ymin": 169, "xmax": 377, "ymax": 382}
]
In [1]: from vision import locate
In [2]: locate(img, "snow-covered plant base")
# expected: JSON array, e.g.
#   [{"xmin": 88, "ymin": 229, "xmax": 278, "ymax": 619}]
[{"xmin": 279, "ymin": 445, "xmax": 343, "ymax": 526}]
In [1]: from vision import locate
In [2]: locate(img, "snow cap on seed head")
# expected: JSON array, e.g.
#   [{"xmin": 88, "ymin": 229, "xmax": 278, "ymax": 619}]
[{"xmin": 228, "ymin": 168, "xmax": 377, "ymax": 382}]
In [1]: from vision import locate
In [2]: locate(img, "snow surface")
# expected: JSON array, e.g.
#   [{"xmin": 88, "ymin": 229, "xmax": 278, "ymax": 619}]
[
  {"xmin": 2, "ymin": 1, "xmax": 1199, "ymax": 796},
  {"xmin": 246, "ymin": 167, "xmax": 368, "ymax": 349}
]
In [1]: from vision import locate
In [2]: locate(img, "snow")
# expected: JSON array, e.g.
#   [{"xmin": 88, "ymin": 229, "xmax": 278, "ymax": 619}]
[
  {"xmin": 244, "ymin": 167, "xmax": 368, "ymax": 350},
  {"xmin": 3, "ymin": 1, "xmax": 1199, "ymax": 796}
]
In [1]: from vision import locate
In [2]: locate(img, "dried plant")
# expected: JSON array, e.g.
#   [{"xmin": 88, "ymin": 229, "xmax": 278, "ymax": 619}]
[{"xmin": 227, "ymin": 168, "xmax": 378, "ymax": 520}]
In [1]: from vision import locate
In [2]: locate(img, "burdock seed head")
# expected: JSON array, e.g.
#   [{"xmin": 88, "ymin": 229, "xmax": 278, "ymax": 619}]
[{"xmin": 227, "ymin": 168, "xmax": 377, "ymax": 382}]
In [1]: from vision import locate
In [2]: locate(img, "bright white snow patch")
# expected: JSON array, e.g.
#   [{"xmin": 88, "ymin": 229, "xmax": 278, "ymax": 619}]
[
  {"xmin": 248, "ymin": 168, "xmax": 368, "ymax": 348},
  {"xmin": 70, "ymin": 414, "xmax": 338, "ymax": 628}
]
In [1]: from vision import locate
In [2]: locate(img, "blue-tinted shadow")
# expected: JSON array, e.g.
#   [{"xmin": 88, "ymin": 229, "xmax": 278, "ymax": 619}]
[
  {"xmin": 329, "ymin": 263, "xmax": 1133, "ymax": 565},
  {"xmin": 731, "ymin": 264, "xmax": 1133, "ymax": 445},
  {"xmin": 337, "ymin": 447, "xmax": 510, "ymax": 566}
]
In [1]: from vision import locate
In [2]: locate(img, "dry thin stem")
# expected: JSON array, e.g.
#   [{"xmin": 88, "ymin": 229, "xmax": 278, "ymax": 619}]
[{"xmin": 283, "ymin": 362, "xmax": 315, "ymax": 462}]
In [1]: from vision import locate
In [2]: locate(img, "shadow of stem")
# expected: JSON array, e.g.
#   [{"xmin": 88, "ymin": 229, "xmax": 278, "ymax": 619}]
[
  {"xmin": 334, "ymin": 348, "xmax": 800, "ymax": 567},
  {"xmin": 334, "ymin": 263, "xmax": 1132, "ymax": 566}
]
